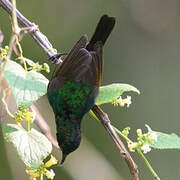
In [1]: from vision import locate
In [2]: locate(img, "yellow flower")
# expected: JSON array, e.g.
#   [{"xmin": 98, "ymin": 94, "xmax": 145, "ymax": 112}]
[
  {"xmin": 128, "ymin": 142, "xmax": 138, "ymax": 152},
  {"xmin": 45, "ymin": 155, "xmax": 58, "ymax": 168},
  {"xmin": 26, "ymin": 169, "xmax": 40, "ymax": 180},
  {"xmin": 25, "ymin": 111, "xmax": 35, "ymax": 123}
]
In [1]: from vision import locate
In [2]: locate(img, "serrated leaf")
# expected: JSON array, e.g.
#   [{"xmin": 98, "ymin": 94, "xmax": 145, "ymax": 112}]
[
  {"xmin": 1, "ymin": 60, "xmax": 49, "ymax": 108},
  {"xmin": 96, "ymin": 83, "xmax": 140, "ymax": 105},
  {"xmin": 2, "ymin": 124, "xmax": 52, "ymax": 169},
  {"xmin": 150, "ymin": 132, "xmax": 180, "ymax": 149}
]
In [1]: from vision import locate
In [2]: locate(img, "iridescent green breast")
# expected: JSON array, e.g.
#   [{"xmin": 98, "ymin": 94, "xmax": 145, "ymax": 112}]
[
  {"xmin": 47, "ymin": 81, "xmax": 94, "ymax": 120},
  {"xmin": 47, "ymin": 81, "xmax": 95, "ymax": 158}
]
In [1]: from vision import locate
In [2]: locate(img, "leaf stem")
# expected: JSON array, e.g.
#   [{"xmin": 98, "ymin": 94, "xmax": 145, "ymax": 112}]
[
  {"xmin": 15, "ymin": 37, "xmax": 27, "ymax": 71},
  {"xmin": 136, "ymin": 148, "xmax": 160, "ymax": 180},
  {"xmin": 40, "ymin": 173, "xmax": 43, "ymax": 180},
  {"xmin": 27, "ymin": 119, "xmax": 30, "ymax": 132},
  {"xmin": 113, "ymin": 125, "xmax": 133, "ymax": 144}
]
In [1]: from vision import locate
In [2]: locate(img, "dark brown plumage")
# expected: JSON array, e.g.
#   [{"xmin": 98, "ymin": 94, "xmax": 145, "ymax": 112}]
[{"xmin": 47, "ymin": 15, "xmax": 115, "ymax": 164}]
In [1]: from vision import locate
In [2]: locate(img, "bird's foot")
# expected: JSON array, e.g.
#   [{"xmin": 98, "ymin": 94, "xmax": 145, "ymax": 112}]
[{"xmin": 48, "ymin": 52, "xmax": 68, "ymax": 64}]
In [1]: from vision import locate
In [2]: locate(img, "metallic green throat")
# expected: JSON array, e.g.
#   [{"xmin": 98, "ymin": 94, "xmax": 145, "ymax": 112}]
[{"xmin": 48, "ymin": 81, "xmax": 94, "ymax": 118}]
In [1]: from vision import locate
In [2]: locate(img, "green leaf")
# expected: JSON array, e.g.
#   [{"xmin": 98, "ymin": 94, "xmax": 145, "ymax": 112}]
[
  {"xmin": 2, "ymin": 124, "xmax": 52, "ymax": 169},
  {"xmin": 24, "ymin": 57, "xmax": 36, "ymax": 67},
  {"xmin": 1, "ymin": 60, "xmax": 49, "ymax": 108},
  {"xmin": 150, "ymin": 132, "xmax": 180, "ymax": 149},
  {"xmin": 96, "ymin": 83, "xmax": 140, "ymax": 105}
]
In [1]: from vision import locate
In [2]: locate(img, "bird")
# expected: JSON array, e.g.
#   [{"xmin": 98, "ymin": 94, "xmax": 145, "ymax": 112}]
[{"xmin": 47, "ymin": 14, "xmax": 115, "ymax": 164}]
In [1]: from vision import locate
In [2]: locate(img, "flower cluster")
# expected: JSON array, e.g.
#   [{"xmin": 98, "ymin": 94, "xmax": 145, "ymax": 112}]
[
  {"xmin": 0, "ymin": 46, "xmax": 8, "ymax": 60},
  {"xmin": 13, "ymin": 105, "xmax": 35, "ymax": 124},
  {"xmin": 122, "ymin": 127, "xmax": 131, "ymax": 137},
  {"xmin": 128, "ymin": 125, "xmax": 158, "ymax": 154},
  {"xmin": 26, "ymin": 155, "xmax": 58, "ymax": 180},
  {"xmin": 16, "ymin": 57, "xmax": 50, "ymax": 73},
  {"xmin": 113, "ymin": 96, "xmax": 132, "ymax": 107},
  {"xmin": 30, "ymin": 62, "xmax": 50, "ymax": 73}
]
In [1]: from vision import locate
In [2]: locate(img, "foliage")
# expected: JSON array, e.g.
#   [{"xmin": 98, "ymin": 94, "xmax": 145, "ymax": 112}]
[
  {"xmin": 2, "ymin": 123, "xmax": 52, "ymax": 169},
  {"xmin": 1, "ymin": 59, "xmax": 49, "ymax": 108}
]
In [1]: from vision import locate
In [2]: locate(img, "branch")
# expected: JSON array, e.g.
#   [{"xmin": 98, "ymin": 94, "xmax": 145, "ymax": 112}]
[
  {"xmin": 30, "ymin": 104, "xmax": 59, "ymax": 149},
  {"xmin": 0, "ymin": 29, "xmax": 4, "ymax": 47},
  {"xmin": 0, "ymin": 1, "xmax": 139, "ymax": 179},
  {"xmin": 0, "ymin": 0, "xmax": 62, "ymax": 64},
  {"xmin": 92, "ymin": 105, "xmax": 139, "ymax": 180}
]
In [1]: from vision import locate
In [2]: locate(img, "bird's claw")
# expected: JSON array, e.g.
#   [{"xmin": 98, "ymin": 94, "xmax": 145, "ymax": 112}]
[{"xmin": 48, "ymin": 53, "xmax": 68, "ymax": 64}]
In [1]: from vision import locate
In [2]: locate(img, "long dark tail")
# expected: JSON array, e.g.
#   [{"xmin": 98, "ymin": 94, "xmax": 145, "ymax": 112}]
[{"xmin": 86, "ymin": 14, "xmax": 115, "ymax": 51}]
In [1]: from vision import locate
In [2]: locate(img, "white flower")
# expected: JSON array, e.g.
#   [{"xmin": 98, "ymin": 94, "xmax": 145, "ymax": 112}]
[
  {"xmin": 137, "ymin": 129, "xmax": 142, "ymax": 137},
  {"xmin": 124, "ymin": 96, "xmax": 132, "ymax": 107},
  {"xmin": 149, "ymin": 132, "xmax": 158, "ymax": 142},
  {"xmin": 45, "ymin": 169, "xmax": 55, "ymax": 179},
  {"xmin": 117, "ymin": 96, "xmax": 132, "ymax": 107},
  {"xmin": 141, "ymin": 144, "xmax": 151, "ymax": 154}
]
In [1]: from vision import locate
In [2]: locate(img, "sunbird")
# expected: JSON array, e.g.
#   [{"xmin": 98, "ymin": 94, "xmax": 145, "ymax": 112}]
[{"xmin": 47, "ymin": 15, "xmax": 115, "ymax": 164}]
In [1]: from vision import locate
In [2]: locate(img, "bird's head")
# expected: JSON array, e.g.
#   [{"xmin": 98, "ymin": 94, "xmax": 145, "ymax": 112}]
[{"xmin": 56, "ymin": 120, "xmax": 82, "ymax": 164}]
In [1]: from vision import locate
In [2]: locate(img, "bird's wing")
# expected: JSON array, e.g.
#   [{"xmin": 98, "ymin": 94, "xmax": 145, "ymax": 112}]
[
  {"xmin": 48, "ymin": 35, "xmax": 93, "ymax": 91},
  {"xmin": 87, "ymin": 41, "xmax": 104, "ymax": 87},
  {"xmin": 52, "ymin": 35, "xmax": 92, "ymax": 80}
]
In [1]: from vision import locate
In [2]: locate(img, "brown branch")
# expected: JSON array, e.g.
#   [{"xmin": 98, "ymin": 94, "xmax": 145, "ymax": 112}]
[
  {"xmin": 30, "ymin": 104, "xmax": 59, "ymax": 149},
  {"xmin": 0, "ymin": 1, "xmax": 139, "ymax": 179},
  {"xmin": 92, "ymin": 105, "xmax": 139, "ymax": 180},
  {"xmin": 0, "ymin": 0, "xmax": 62, "ymax": 64}
]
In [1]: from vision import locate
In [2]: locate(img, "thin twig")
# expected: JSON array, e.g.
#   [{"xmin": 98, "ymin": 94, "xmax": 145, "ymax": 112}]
[
  {"xmin": 136, "ymin": 148, "xmax": 160, "ymax": 180},
  {"xmin": 31, "ymin": 104, "xmax": 59, "ymax": 149},
  {"xmin": 7, "ymin": 34, "xmax": 16, "ymax": 59},
  {"xmin": 0, "ymin": 29, "xmax": 4, "ymax": 47},
  {"xmin": 2, "ymin": 87, "xmax": 14, "ymax": 118},
  {"xmin": 40, "ymin": 173, "xmax": 43, "ymax": 180},
  {"xmin": 10, "ymin": 0, "xmax": 27, "ymax": 70},
  {"xmin": 0, "ymin": 1, "xmax": 139, "ymax": 179}
]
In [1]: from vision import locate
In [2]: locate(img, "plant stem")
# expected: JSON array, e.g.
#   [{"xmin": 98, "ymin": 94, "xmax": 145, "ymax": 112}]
[
  {"xmin": 7, "ymin": 34, "xmax": 16, "ymax": 59},
  {"xmin": 11, "ymin": 0, "xmax": 18, "ymax": 30},
  {"xmin": 137, "ymin": 148, "xmax": 160, "ymax": 180},
  {"xmin": 113, "ymin": 125, "xmax": 133, "ymax": 144},
  {"xmin": 0, "ymin": 0, "xmax": 62, "ymax": 63},
  {"xmin": 15, "ymin": 37, "xmax": 27, "ymax": 71},
  {"xmin": 10, "ymin": 0, "xmax": 28, "ymax": 70},
  {"xmin": 27, "ymin": 119, "xmax": 30, "ymax": 132},
  {"xmin": 2, "ymin": 88, "xmax": 14, "ymax": 118},
  {"xmin": 40, "ymin": 173, "xmax": 43, "ymax": 180}
]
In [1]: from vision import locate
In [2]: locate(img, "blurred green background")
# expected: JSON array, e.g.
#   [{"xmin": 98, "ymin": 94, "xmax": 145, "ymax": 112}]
[{"xmin": 1, "ymin": 0, "xmax": 180, "ymax": 179}]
